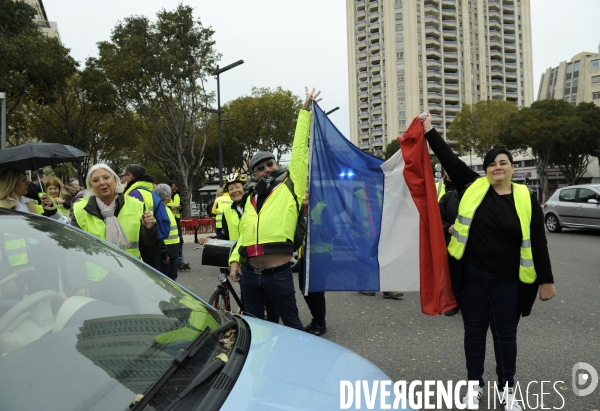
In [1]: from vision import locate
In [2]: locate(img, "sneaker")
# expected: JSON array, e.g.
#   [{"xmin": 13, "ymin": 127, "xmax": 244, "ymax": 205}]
[
  {"xmin": 502, "ymin": 387, "xmax": 522, "ymax": 411},
  {"xmin": 463, "ymin": 384, "xmax": 483, "ymax": 410},
  {"xmin": 358, "ymin": 292, "xmax": 376, "ymax": 296},
  {"xmin": 308, "ymin": 324, "xmax": 327, "ymax": 336},
  {"xmin": 383, "ymin": 292, "xmax": 404, "ymax": 300},
  {"xmin": 444, "ymin": 306, "xmax": 460, "ymax": 316}
]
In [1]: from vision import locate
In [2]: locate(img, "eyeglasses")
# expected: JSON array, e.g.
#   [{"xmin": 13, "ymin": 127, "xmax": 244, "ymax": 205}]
[
  {"xmin": 120, "ymin": 173, "xmax": 131, "ymax": 178},
  {"xmin": 254, "ymin": 161, "xmax": 275, "ymax": 172}
]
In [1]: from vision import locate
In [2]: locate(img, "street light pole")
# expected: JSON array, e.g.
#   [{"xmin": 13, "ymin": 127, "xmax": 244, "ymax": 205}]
[
  {"xmin": 0, "ymin": 92, "xmax": 6, "ymax": 150},
  {"xmin": 213, "ymin": 59, "xmax": 244, "ymax": 186}
]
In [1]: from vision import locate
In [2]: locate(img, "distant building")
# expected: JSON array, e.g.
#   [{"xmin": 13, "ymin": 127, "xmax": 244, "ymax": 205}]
[
  {"xmin": 346, "ymin": 0, "xmax": 534, "ymax": 153},
  {"xmin": 21, "ymin": 0, "xmax": 61, "ymax": 40},
  {"xmin": 537, "ymin": 45, "xmax": 600, "ymax": 106}
]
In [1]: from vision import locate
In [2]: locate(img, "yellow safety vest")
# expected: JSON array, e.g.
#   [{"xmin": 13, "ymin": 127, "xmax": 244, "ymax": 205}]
[
  {"xmin": 222, "ymin": 205, "xmax": 241, "ymax": 240},
  {"xmin": 214, "ymin": 194, "xmax": 233, "ymax": 229},
  {"xmin": 73, "ymin": 197, "xmax": 143, "ymax": 258},
  {"xmin": 125, "ymin": 181, "xmax": 155, "ymax": 214},
  {"xmin": 436, "ymin": 181, "xmax": 446, "ymax": 201},
  {"xmin": 309, "ymin": 202, "xmax": 333, "ymax": 255},
  {"xmin": 448, "ymin": 178, "xmax": 536, "ymax": 284},
  {"xmin": 165, "ymin": 208, "xmax": 179, "ymax": 245},
  {"xmin": 166, "ymin": 192, "xmax": 181, "ymax": 219},
  {"xmin": 3, "ymin": 233, "xmax": 28, "ymax": 266}
]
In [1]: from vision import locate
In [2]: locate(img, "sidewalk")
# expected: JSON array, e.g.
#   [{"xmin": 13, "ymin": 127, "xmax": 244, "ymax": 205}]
[{"xmin": 182, "ymin": 233, "xmax": 213, "ymax": 244}]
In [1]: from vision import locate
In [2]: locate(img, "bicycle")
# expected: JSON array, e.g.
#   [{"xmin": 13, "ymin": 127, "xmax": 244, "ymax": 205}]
[
  {"xmin": 194, "ymin": 242, "xmax": 244, "ymax": 314},
  {"xmin": 208, "ymin": 268, "xmax": 244, "ymax": 313}
]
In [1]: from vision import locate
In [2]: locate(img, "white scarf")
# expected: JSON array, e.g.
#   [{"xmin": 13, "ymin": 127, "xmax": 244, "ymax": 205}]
[{"xmin": 95, "ymin": 197, "xmax": 131, "ymax": 250}]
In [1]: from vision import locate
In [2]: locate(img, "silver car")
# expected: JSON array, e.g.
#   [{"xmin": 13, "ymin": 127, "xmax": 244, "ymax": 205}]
[{"xmin": 543, "ymin": 184, "xmax": 600, "ymax": 232}]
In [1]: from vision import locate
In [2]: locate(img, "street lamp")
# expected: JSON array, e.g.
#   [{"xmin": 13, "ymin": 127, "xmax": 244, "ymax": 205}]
[
  {"xmin": 0, "ymin": 92, "xmax": 6, "ymax": 150},
  {"xmin": 210, "ymin": 59, "xmax": 244, "ymax": 186}
]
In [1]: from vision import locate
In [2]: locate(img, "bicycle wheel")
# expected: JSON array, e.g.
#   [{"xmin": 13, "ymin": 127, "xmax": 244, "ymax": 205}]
[{"xmin": 208, "ymin": 287, "xmax": 230, "ymax": 311}]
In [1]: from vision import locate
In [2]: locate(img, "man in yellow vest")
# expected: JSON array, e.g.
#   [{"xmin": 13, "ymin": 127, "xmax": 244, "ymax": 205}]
[
  {"xmin": 228, "ymin": 87, "xmax": 322, "ymax": 331},
  {"xmin": 166, "ymin": 180, "xmax": 183, "ymax": 259},
  {"xmin": 122, "ymin": 164, "xmax": 163, "ymax": 270}
]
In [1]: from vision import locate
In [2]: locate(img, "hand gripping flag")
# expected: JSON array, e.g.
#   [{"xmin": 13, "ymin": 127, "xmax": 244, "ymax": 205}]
[{"xmin": 304, "ymin": 103, "xmax": 456, "ymax": 315}]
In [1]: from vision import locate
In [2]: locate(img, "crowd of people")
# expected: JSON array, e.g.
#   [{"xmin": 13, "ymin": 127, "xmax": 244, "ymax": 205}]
[{"xmin": 0, "ymin": 93, "xmax": 558, "ymax": 411}]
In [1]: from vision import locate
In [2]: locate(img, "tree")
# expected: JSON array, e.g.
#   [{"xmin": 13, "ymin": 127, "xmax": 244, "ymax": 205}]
[
  {"xmin": 0, "ymin": 0, "xmax": 77, "ymax": 146},
  {"xmin": 27, "ymin": 69, "xmax": 137, "ymax": 183},
  {"xmin": 203, "ymin": 87, "xmax": 302, "ymax": 173},
  {"xmin": 447, "ymin": 100, "xmax": 519, "ymax": 159},
  {"xmin": 384, "ymin": 139, "xmax": 399, "ymax": 160},
  {"xmin": 549, "ymin": 102, "xmax": 600, "ymax": 185},
  {"xmin": 89, "ymin": 5, "xmax": 219, "ymax": 217},
  {"xmin": 503, "ymin": 99, "xmax": 581, "ymax": 201}
]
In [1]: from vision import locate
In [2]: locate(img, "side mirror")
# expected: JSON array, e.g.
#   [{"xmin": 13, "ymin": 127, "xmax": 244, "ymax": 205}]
[{"xmin": 588, "ymin": 199, "xmax": 599, "ymax": 205}]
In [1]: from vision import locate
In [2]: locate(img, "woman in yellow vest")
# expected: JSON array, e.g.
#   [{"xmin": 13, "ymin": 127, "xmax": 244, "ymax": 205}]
[
  {"xmin": 423, "ymin": 113, "xmax": 556, "ymax": 410},
  {"xmin": 0, "ymin": 168, "xmax": 37, "ymax": 213},
  {"xmin": 154, "ymin": 183, "xmax": 180, "ymax": 280},
  {"xmin": 71, "ymin": 164, "xmax": 157, "ymax": 258}
]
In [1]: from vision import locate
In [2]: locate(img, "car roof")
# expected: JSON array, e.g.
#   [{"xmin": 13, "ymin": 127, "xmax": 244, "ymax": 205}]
[{"xmin": 558, "ymin": 184, "xmax": 600, "ymax": 190}]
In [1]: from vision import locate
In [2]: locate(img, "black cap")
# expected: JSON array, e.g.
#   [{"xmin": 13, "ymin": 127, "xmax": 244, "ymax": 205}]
[{"xmin": 249, "ymin": 151, "xmax": 276, "ymax": 170}]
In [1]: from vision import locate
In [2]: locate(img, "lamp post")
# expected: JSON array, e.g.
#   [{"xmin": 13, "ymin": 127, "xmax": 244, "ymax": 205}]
[
  {"xmin": 0, "ymin": 92, "xmax": 6, "ymax": 150},
  {"xmin": 210, "ymin": 60, "xmax": 244, "ymax": 186}
]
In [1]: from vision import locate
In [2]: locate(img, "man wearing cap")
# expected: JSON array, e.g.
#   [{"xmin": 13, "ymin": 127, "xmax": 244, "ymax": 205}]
[{"xmin": 228, "ymin": 87, "xmax": 321, "ymax": 331}]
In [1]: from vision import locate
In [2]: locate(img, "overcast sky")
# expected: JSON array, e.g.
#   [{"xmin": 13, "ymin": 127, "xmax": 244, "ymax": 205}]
[{"xmin": 44, "ymin": 0, "xmax": 600, "ymax": 140}]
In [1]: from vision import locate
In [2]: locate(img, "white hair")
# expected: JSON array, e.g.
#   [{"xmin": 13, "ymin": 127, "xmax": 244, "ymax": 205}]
[
  {"xmin": 154, "ymin": 183, "xmax": 171, "ymax": 200},
  {"xmin": 84, "ymin": 164, "xmax": 124, "ymax": 199}
]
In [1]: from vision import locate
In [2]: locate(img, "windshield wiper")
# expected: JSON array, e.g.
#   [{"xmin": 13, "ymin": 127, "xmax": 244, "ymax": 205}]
[
  {"xmin": 163, "ymin": 359, "xmax": 225, "ymax": 410},
  {"xmin": 129, "ymin": 327, "xmax": 211, "ymax": 411}
]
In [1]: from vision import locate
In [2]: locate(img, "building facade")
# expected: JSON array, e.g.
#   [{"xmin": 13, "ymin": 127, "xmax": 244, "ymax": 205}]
[
  {"xmin": 21, "ymin": 0, "xmax": 60, "ymax": 40},
  {"xmin": 346, "ymin": 0, "xmax": 534, "ymax": 153},
  {"xmin": 537, "ymin": 47, "xmax": 600, "ymax": 106}
]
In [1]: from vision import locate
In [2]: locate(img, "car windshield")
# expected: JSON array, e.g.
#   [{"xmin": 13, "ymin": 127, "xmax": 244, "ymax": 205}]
[{"xmin": 0, "ymin": 212, "xmax": 232, "ymax": 410}]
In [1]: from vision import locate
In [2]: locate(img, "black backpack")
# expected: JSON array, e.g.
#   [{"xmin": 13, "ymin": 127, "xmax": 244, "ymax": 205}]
[{"xmin": 283, "ymin": 177, "xmax": 307, "ymax": 251}]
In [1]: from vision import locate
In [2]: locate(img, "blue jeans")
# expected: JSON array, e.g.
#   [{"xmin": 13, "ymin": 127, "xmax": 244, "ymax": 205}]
[
  {"xmin": 240, "ymin": 266, "xmax": 304, "ymax": 331},
  {"xmin": 458, "ymin": 262, "xmax": 521, "ymax": 388}
]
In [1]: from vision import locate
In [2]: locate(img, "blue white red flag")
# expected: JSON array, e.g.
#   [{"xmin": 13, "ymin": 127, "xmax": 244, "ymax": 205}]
[{"xmin": 304, "ymin": 103, "xmax": 456, "ymax": 315}]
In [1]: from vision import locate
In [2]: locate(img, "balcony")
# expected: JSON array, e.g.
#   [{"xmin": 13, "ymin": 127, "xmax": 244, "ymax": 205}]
[
  {"xmin": 429, "ymin": 103, "xmax": 443, "ymax": 114},
  {"xmin": 425, "ymin": 15, "xmax": 440, "ymax": 25},
  {"xmin": 371, "ymin": 97, "xmax": 383, "ymax": 105},
  {"xmin": 488, "ymin": 0, "xmax": 501, "ymax": 12},
  {"xmin": 443, "ymin": 40, "xmax": 457, "ymax": 50},
  {"xmin": 360, "ymin": 120, "xmax": 370, "ymax": 129},
  {"xmin": 370, "ymin": 31, "xmax": 380, "ymax": 41},
  {"xmin": 426, "ymin": 47, "xmax": 442, "ymax": 58},
  {"xmin": 491, "ymin": 69, "xmax": 504, "ymax": 79},
  {"xmin": 427, "ymin": 69, "xmax": 442, "ymax": 80},
  {"xmin": 444, "ymin": 72, "xmax": 459, "ymax": 82},
  {"xmin": 369, "ymin": 10, "xmax": 380, "ymax": 21},
  {"xmin": 504, "ymin": 33, "xmax": 516, "ymax": 42},
  {"xmin": 488, "ymin": 9, "xmax": 501, "ymax": 19},
  {"xmin": 360, "ymin": 131, "xmax": 370, "ymax": 138},
  {"xmin": 489, "ymin": 19, "xmax": 501, "ymax": 30},
  {"xmin": 357, "ymin": 29, "xmax": 367, "ymax": 41},
  {"xmin": 358, "ymin": 71, "xmax": 368, "ymax": 81},
  {"xmin": 427, "ymin": 80, "xmax": 443, "ymax": 90},
  {"xmin": 503, "ymin": 13, "xmax": 515, "ymax": 23},
  {"xmin": 426, "ymin": 36, "xmax": 441, "ymax": 46},
  {"xmin": 441, "ymin": 19, "xmax": 456, "ymax": 29},
  {"xmin": 428, "ymin": 91, "xmax": 443, "ymax": 102},
  {"xmin": 357, "ymin": 9, "xmax": 366, "ymax": 19},
  {"xmin": 357, "ymin": 19, "xmax": 366, "ymax": 30},
  {"xmin": 371, "ymin": 63, "xmax": 382, "ymax": 73},
  {"xmin": 369, "ymin": 53, "xmax": 381, "ymax": 64},
  {"xmin": 358, "ymin": 60, "xmax": 367, "ymax": 70},
  {"xmin": 441, "ymin": 8, "xmax": 456, "ymax": 18},
  {"xmin": 359, "ymin": 91, "xmax": 369, "ymax": 100},
  {"xmin": 372, "ymin": 128, "xmax": 384, "ymax": 137},
  {"xmin": 489, "ymin": 29, "xmax": 502, "ymax": 40},
  {"xmin": 503, "ymin": 23, "xmax": 516, "ymax": 34},
  {"xmin": 360, "ymin": 141, "xmax": 370, "ymax": 149},
  {"xmin": 358, "ymin": 80, "xmax": 368, "ymax": 90},
  {"xmin": 368, "ymin": 1, "xmax": 378, "ymax": 12},
  {"xmin": 369, "ymin": 20, "xmax": 380, "ymax": 31},
  {"xmin": 505, "ymin": 52, "xmax": 517, "ymax": 62},
  {"xmin": 357, "ymin": 40, "xmax": 367, "ymax": 51},
  {"xmin": 371, "ymin": 42, "xmax": 381, "ymax": 52},
  {"xmin": 443, "ymin": 30, "xmax": 457, "ymax": 40},
  {"xmin": 445, "ymin": 103, "xmax": 460, "ymax": 112},
  {"xmin": 505, "ymin": 81, "xmax": 518, "ymax": 90},
  {"xmin": 359, "ymin": 110, "xmax": 369, "ymax": 119},
  {"xmin": 444, "ymin": 51, "xmax": 458, "ymax": 62},
  {"xmin": 424, "ymin": 5, "xmax": 440, "ymax": 16},
  {"xmin": 370, "ymin": 85, "xmax": 382, "ymax": 94},
  {"xmin": 445, "ymin": 92, "xmax": 460, "ymax": 102},
  {"xmin": 504, "ymin": 42, "xmax": 516, "ymax": 52},
  {"xmin": 358, "ymin": 50, "xmax": 368, "ymax": 59},
  {"xmin": 490, "ymin": 59, "xmax": 503, "ymax": 69},
  {"xmin": 506, "ymin": 91, "xmax": 519, "ymax": 100},
  {"xmin": 444, "ymin": 61, "xmax": 459, "ymax": 71},
  {"xmin": 505, "ymin": 62, "xmax": 517, "ymax": 71},
  {"xmin": 492, "ymin": 90, "xmax": 504, "ymax": 100},
  {"xmin": 359, "ymin": 101, "xmax": 369, "ymax": 109},
  {"xmin": 489, "ymin": 39, "xmax": 503, "ymax": 51},
  {"xmin": 424, "ymin": 0, "xmax": 439, "ymax": 5},
  {"xmin": 425, "ymin": 25, "xmax": 441, "ymax": 37},
  {"xmin": 505, "ymin": 70, "xmax": 518, "ymax": 80},
  {"xmin": 503, "ymin": 4, "xmax": 515, "ymax": 12},
  {"xmin": 372, "ymin": 117, "xmax": 383, "ymax": 126},
  {"xmin": 356, "ymin": 0, "xmax": 366, "ymax": 8},
  {"xmin": 445, "ymin": 82, "xmax": 459, "ymax": 91},
  {"xmin": 427, "ymin": 58, "xmax": 442, "ymax": 68}
]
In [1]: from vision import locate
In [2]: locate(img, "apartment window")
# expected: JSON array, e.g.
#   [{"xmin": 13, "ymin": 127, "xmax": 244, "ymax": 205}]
[
  {"xmin": 399, "ymin": 110, "xmax": 406, "ymax": 115},
  {"xmin": 398, "ymin": 76, "xmax": 405, "ymax": 82},
  {"xmin": 592, "ymin": 75, "xmax": 600, "ymax": 84},
  {"xmin": 399, "ymin": 120, "xmax": 406, "ymax": 126},
  {"xmin": 398, "ymin": 87, "xmax": 405, "ymax": 92},
  {"xmin": 592, "ymin": 60, "xmax": 600, "ymax": 68},
  {"xmin": 397, "ymin": 52, "xmax": 404, "ymax": 58},
  {"xmin": 398, "ymin": 99, "xmax": 405, "ymax": 105},
  {"xmin": 574, "ymin": 61, "xmax": 580, "ymax": 71},
  {"xmin": 593, "ymin": 92, "xmax": 600, "ymax": 100},
  {"xmin": 567, "ymin": 64, "xmax": 573, "ymax": 73},
  {"xmin": 565, "ymin": 81, "xmax": 571, "ymax": 88},
  {"xmin": 397, "ymin": 64, "xmax": 405, "ymax": 70}
]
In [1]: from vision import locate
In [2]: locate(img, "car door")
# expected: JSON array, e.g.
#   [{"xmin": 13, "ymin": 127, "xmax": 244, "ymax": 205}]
[
  {"xmin": 555, "ymin": 188, "xmax": 578, "ymax": 225},
  {"xmin": 576, "ymin": 188, "xmax": 600, "ymax": 227}
]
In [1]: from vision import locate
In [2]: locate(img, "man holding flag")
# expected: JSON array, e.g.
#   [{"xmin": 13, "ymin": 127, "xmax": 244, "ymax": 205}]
[{"xmin": 228, "ymin": 88, "xmax": 321, "ymax": 331}]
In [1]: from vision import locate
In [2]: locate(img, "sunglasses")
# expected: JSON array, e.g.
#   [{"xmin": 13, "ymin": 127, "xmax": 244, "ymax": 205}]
[
  {"xmin": 119, "ymin": 173, "xmax": 131, "ymax": 178},
  {"xmin": 254, "ymin": 160, "xmax": 275, "ymax": 172}
]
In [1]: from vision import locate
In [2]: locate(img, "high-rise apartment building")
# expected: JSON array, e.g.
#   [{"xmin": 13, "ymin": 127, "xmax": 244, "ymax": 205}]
[
  {"xmin": 346, "ymin": 0, "xmax": 534, "ymax": 153},
  {"xmin": 537, "ymin": 47, "xmax": 600, "ymax": 106}
]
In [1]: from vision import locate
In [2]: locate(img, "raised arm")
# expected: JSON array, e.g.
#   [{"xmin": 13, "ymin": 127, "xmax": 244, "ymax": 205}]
[{"xmin": 422, "ymin": 112, "xmax": 479, "ymax": 191}]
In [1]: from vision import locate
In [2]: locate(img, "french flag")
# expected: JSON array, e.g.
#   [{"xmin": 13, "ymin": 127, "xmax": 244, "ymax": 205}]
[{"xmin": 303, "ymin": 103, "xmax": 456, "ymax": 315}]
